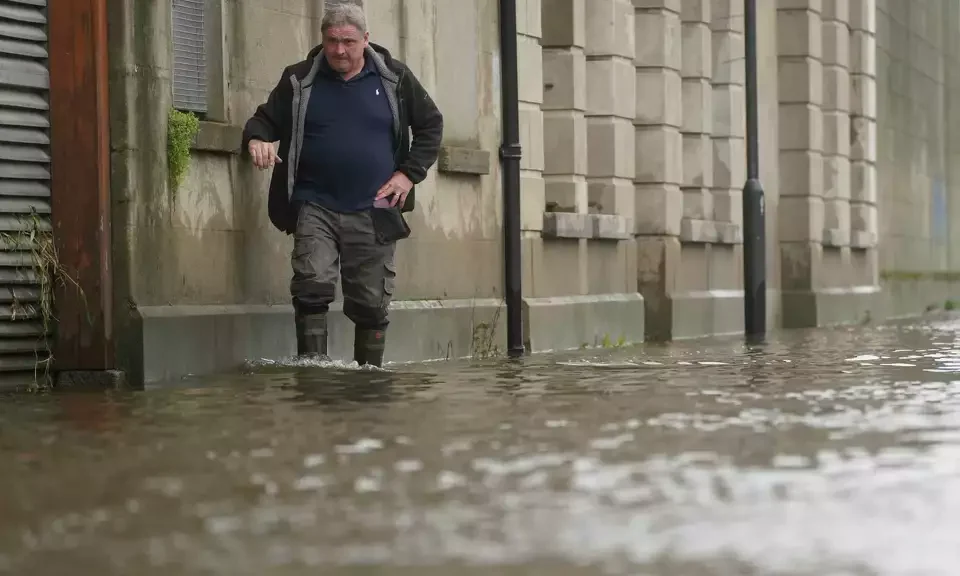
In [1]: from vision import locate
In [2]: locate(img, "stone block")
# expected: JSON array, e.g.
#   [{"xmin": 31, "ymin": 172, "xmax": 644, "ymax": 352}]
[
  {"xmin": 715, "ymin": 221, "xmax": 742, "ymax": 244},
  {"xmin": 543, "ymin": 111, "xmax": 588, "ymax": 175},
  {"xmin": 710, "ymin": 0, "xmax": 744, "ymax": 33},
  {"xmin": 822, "ymin": 111, "xmax": 851, "ymax": 156},
  {"xmin": 681, "ymin": 22, "xmax": 712, "ymax": 79},
  {"xmin": 823, "ymin": 196, "xmax": 851, "ymax": 230},
  {"xmin": 518, "ymin": 35, "xmax": 544, "ymax": 105},
  {"xmin": 779, "ymin": 150, "xmax": 824, "ymax": 197},
  {"xmin": 822, "ymin": 65, "xmax": 850, "ymax": 112},
  {"xmin": 522, "ymin": 294, "xmax": 646, "ymax": 353},
  {"xmin": 821, "ymin": 21, "xmax": 850, "ymax": 66},
  {"xmin": 850, "ymin": 30, "xmax": 877, "ymax": 76},
  {"xmin": 849, "ymin": 229, "xmax": 876, "ymax": 249},
  {"xmin": 593, "ymin": 213, "xmax": 634, "ymax": 239},
  {"xmin": 679, "ymin": 218, "xmax": 719, "ymax": 243},
  {"xmin": 823, "ymin": 154, "xmax": 851, "ymax": 199},
  {"xmin": 634, "ymin": 10, "xmax": 681, "ymax": 70},
  {"xmin": 848, "ymin": 0, "xmax": 876, "ymax": 32},
  {"xmin": 778, "ymin": 0, "xmax": 823, "ymax": 11},
  {"xmin": 545, "ymin": 177, "xmax": 589, "ymax": 213},
  {"xmin": 518, "ymin": 105, "xmax": 544, "ymax": 172},
  {"xmin": 633, "ymin": 0, "xmax": 681, "ymax": 12},
  {"xmin": 850, "ymin": 74, "xmax": 877, "ymax": 119},
  {"xmin": 516, "ymin": 0, "xmax": 542, "ymax": 38},
  {"xmin": 712, "ymin": 188, "xmax": 741, "ymax": 224},
  {"xmin": 588, "ymin": 117, "xmax": 635, "ymax": 179},
  {"xmin": 634, "ymin": 68, "xmax": 682, "ymax": 127},
  {"xmin": 585, "ymin": 0, "xmax": 634, "ymax": 58},
  {"xmin": 542, "ymin": 211, "xmax": 592, "ymax": 238},
  {"xmin": 821, "ymin": 227, "xmax": 848, "ymax": 248},
  {"xmin": 541, "ymin": 0, "xmax": 586, "ymax": 47},
  {"xmin": 683, "ymin": 133, "xmax": 713, "ymax": 187},
  {"xmin": 586, "ymin": 57, "xmax": 635, "ymax": 118},
  {"xmin": 779, "ymin": 103, "xmax": 823, "ymax": 151},
  {"xmin": 777, "ymin": 9, "xmax": 823, "ymax": 58},
  {"xmin": 542, "ymin": 48, "xmax": 588, "ymax": 111},
  {"xmin": 682, "ymin": 78, "xmax": 712, "ymax": 134},
  {"xmin": 634, "ymin": 183, "xmax": 682, "ymax": 235},
  {"xmin": 850, "ymin": 160, "xmax": 877, "ymax": 203},
  {"xmin": 588, "ymin": 178, "xmax": 635, "ymax": 217},
  {"xmin": 521, "ymin": 174, "xmax": 546, "ymax": 231},
  {"xmin": 682, "ymin": 187, "xmax": 713, "ymax": 220},
  {"xmin": 779, "ymin": 195, "xmax": 825, "ymax": 242},
  {"xmin": 822, "ymin": 0, "xmax": 849, "ymax": 21},
  {"xmin": 778, "ymin": 57, "xmax": 823, "ymax": 105},
  {"xmin": 711, "ymin": 30, "xmax": 744, "ymax": 85},
  {"xmin": 850, "ymin": 116, "xmax": 877, "ymax": 162},
  {"xmin": 438, "ymin": 146, "xmax": 491, "ymax": 175},
  {"xmin": 712, "ymin": 137, "xmax": 745, "ymax": 188},
  {"xmin": 713, "ymin": 84, "xmax": 745, "ymax": 138},
  {"xmin": 635, "ymin": 126, "xmax": 683, "ymax": 184},
  {"xmin": 850, "ymin": 202, "xmax": 878, "ymax": 233},
  {"xmin": 681, "ymin": 0, "xmax": 710, "ymax": 23}
]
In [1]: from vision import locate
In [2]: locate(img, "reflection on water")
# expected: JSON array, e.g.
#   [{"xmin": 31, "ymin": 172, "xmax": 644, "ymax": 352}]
[{"xmin": 3, "ymin": 316, "xmax": 960, "ymax": 575}]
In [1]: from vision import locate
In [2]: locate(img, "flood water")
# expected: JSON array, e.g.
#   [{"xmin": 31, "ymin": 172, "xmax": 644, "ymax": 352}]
[{"xmin": 3, "ymin": 316, "xmax": 960, "ymax": 575}]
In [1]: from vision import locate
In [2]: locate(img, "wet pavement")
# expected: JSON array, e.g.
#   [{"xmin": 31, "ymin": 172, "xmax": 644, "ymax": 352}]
[{"xmin": 3, "ymin": 316, "xmax": 960, "ymax": 575}]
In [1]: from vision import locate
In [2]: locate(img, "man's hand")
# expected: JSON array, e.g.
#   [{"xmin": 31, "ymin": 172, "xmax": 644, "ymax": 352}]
[
  {"xmin": 375, "ymin": 171, "xmax": 414, "ymax": 208},
  {"xmin": 248, "ymin": 139, "xmax": 282, "ymax": 170}
]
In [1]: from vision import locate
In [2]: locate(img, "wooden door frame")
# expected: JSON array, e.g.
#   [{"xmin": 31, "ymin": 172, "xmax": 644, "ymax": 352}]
[{"xmin": 47, "ymin": 0, "xmax": 114, "ymax": 371}]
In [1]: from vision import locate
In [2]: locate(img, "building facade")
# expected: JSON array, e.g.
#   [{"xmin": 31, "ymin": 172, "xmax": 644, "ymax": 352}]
[{"xmin": 4, "ymin": 0, "xmax": 958, "ymax": 386}]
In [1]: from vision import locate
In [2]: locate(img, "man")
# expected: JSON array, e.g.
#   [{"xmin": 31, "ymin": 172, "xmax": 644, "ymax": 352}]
[{"xmin": 241, "ymin": 3, "xmax": 443, "ymax": 367}]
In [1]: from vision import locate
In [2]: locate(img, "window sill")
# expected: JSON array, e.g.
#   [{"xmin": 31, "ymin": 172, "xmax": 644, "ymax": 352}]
[{"xmin": 191, "ymin": 121, "xmax": 242, "ymax": 155}]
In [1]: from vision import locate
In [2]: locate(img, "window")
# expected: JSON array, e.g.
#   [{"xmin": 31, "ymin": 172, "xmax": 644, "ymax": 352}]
[{"xmin": 172, "ymin": 0, "xmax": 208, "ymax": 114}]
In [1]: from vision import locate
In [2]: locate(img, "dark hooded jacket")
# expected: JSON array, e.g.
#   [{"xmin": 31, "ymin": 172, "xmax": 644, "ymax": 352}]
[{"xmin": 241, "ymin": 43, "xmax": 444, "ymax": 234}]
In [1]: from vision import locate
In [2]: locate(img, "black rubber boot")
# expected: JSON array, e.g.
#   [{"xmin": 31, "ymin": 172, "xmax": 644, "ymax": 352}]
[
  {"xmin": 296, "ymin": 313, "xmax": 328, "ymax": 359},
  {"xmin": 354, "ymin": 328, "xmax": 386, "ymax": 367}
]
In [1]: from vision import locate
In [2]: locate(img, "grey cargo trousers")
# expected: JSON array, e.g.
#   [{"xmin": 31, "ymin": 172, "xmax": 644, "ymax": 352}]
[{"xmin": 290, "ymin": 201, "xmax": 397, "ymax": 329}]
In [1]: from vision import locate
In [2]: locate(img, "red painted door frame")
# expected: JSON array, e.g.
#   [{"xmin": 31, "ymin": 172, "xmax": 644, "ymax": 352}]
[{"xmin": 47, "ymin": 0, "xmax": 114, "ymax": 370}]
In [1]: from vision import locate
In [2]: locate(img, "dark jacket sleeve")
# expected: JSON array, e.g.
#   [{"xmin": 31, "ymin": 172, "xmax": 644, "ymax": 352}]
[
  {"xmin": 398, "ymin": 68, "xmax": 444, "ymax": 184},
  {"xmin": 241, "ymin": 66, "xmax": 291, "ymax": 152}
]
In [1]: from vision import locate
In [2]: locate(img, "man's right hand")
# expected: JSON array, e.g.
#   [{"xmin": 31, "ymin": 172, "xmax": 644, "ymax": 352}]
[{"xmin": 248, "ymin": 139, "xmax": 282, "ymax": 170}]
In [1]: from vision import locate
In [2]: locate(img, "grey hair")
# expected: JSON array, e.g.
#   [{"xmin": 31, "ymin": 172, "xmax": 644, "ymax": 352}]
[{"xmin": 321, "ymin": 2, "xmax": 368, "ymax": 35}]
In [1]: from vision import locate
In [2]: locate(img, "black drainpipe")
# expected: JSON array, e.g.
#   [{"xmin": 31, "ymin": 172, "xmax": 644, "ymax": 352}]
[
  {"xmin": 498, "ymin": 0, "xmax": 525, "ymax": 358},
  {"xmin": 742, "ymin": 0, "xmax": 766, "ymax": 341}
]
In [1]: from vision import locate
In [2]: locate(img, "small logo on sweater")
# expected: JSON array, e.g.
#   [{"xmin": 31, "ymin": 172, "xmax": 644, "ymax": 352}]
[{"xmin": 376, "ymin": 88, "xmax": 380, "ymax": 96}]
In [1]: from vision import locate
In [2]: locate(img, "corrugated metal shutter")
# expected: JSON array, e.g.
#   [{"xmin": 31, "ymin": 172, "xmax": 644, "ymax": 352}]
[
  {"xmin": 172, "ymin": 0, "xmax": 207, "ymax": 113},
  {"xmin": 0, "ymin": 0, "xmax": 52, "ymax": 382}
]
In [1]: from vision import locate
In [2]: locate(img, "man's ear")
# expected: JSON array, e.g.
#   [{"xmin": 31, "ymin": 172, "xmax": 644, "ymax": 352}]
[{"xmin": 363, "ymin": 31, "xmax": 370, "ymax": 46}]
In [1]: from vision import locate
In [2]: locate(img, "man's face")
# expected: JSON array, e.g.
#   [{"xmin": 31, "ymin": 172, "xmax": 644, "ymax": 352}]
[{"xmin": 322, "ymin": 25, "xmax": 368, "ymax": 73}]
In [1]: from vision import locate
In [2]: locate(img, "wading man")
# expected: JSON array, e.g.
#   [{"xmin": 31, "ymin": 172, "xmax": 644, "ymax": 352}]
[{"xmin": 242, "ymin": 4, "xmax": 443, "ymax": 367}]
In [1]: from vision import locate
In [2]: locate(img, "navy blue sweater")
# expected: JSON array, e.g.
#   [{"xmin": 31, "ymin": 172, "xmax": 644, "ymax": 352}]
[{"xmin": 292, "ymin": 56, "xmax": 395, "ymax": 213}]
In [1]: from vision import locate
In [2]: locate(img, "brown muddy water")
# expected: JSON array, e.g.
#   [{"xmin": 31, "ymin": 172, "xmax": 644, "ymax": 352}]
[{"xmin": 3, "ymin": 317, "xmax": 960, "ymax": 575}]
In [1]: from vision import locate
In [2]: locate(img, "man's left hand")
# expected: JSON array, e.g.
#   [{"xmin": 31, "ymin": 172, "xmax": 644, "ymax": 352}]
[{"xmin": 375, "ymin": 172, "xmax": 413, "ymax": 208}]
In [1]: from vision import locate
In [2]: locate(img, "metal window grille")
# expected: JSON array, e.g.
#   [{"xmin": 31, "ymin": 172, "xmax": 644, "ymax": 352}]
[{"xmin": 172, "ymin": 0, "xmax": 207, "ymax": 113}]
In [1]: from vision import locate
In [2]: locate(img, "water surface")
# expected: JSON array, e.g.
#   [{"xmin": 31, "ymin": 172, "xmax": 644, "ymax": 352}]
[{"xmin": 3, "ymin": 317, "xmax": 960, "ymax": 575}]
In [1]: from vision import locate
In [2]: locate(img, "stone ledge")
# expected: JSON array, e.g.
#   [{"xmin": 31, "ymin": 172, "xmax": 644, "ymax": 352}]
[
  {"xmin": 542, "ymin": 212, "xmax": 632, "ymax": 240},
  {"xmin": 670, "ymin": 289, "xmax": 745, "ymax": 339},
  {"xmin": 523, "ymin": 293, "xmax": 645, "ymax": 352},
  {"xmin": 679, "ymin": 219, "xmax": 742, "ymax": 244},
  {"xmin": 437, "ymin": 145, "xmax": 491, "ymax": 175},
  {"xmin": 782, "ymin": 285, "xmax": 881, "ymax": 329},
  {"xmin": 131, "ymin": 295, "xmax": 646, "ymax": 384},
  {"xmin": 822, "ymin": 228, "xmax": 849, "ymax": 248},
  {"xmin": 850, "ymin": 230, "xmax": 877, "ymax": 249},
  {"xmin": 191, "ymin": 121, "xmax": 242, "ymax": 154}
]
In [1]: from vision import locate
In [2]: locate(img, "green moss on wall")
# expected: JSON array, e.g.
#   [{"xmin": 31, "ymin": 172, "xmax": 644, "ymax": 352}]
[{"xmin": 167, "ymin": 108, "xmax": 200, "ymax": 195}]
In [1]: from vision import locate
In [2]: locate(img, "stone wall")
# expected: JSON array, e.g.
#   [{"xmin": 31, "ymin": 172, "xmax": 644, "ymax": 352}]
[
  {"xmin": 876, "ymin": 0, "xmax": 960, "ymax": 317},
  {"xmin": 106, "ymin": 0, "xmax": 956, "ymax": 384}
]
